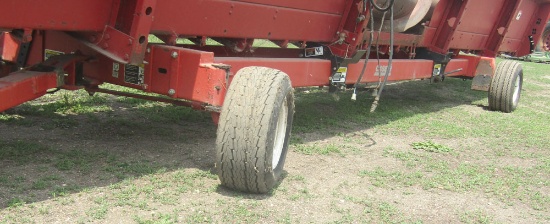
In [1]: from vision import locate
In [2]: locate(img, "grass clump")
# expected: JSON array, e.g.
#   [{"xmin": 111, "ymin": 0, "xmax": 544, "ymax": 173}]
[{"xmin": 411, "ymin": 141, "xmax": 453, "ymax": 153}]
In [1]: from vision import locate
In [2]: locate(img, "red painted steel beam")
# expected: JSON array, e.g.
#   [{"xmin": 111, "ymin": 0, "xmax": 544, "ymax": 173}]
[
  {"xmin": 482, "ymin": 0, "xmax": 520, "ymax": 57},
  {"xmin": 0, "ymin": 54, "xmax": 88, "ymax": 112},
  {"xmin": 0, "ymin": 71, "xmax": 58, "ymax": 112},
  {"xmin": 85, "ymin": 87, "xmax": 218, "ymax": 112},
  {"xmin": 83, "ymin": 45, "xmax": 229, "ymax": 107},
  {"xmin": 215, "ymin": 58, "xmax": 470, "ymax": 87}
]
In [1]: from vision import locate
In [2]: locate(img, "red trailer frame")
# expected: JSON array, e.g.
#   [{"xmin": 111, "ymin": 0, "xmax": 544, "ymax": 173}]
[{"xmin": 1, "ymin": 0, "xmax": 550, "ymax": 193}]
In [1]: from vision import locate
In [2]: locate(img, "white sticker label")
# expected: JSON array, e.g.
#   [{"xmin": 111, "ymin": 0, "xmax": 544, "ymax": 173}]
[
  {"xmin": 304, "ymin": 47, "xmax": 324, "ymax": 57},
  {"xmin": 112, "ymin": 63, "xmax": 120, "ymax": 78},
  {"xmin": 332, "ymin": 67, "xmax": 347, "ymax": 83},
  {"xmin": 124, "ymin": 64, "xmax": 145, "ymax": 85},
  {"xmin": 375, "ymin": 65, "xmax": 391, "ymax": 77}
]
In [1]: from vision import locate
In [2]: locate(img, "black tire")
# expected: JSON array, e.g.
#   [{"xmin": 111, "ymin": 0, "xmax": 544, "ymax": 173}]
[
  {"xmin": 488, "ymin": 60, "xmax": 523, "ymax": 113},
  {"xmin": 216, "ymin": 66, "xmax": 294, "ymax": 193}
]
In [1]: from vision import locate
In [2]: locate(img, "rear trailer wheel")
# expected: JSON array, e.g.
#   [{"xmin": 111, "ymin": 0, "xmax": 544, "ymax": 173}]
[
  {"xmin": 488, "ymin": 60, "xmax": 523, "ymax": 113},
  {"xmin": 216, "ymin": 66, "xmax": 294, "ymax": 193}
]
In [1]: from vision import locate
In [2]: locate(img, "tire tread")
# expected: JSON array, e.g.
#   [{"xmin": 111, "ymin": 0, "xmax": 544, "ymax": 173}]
[{"xmin": 216, "ymin": 66, "xmax": 294, "ymax": 193}]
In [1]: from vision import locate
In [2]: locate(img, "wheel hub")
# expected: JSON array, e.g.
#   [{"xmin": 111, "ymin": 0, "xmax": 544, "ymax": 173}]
[{"xmin": 272, "ymin": 97, "xmax": 288, "ymax": 168}]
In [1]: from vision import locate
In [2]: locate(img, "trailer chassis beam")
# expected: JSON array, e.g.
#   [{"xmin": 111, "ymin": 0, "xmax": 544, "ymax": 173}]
[{"xmin": 0, "ymin": 54, "xmax": 88, "ymax": 112}]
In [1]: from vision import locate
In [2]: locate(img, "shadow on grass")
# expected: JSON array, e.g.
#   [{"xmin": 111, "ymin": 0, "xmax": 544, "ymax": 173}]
[
  {"xmin": 0, "ymin": 93, "xmax": 220, "ymax": 208},
  {"xmin": 0, "ymin": 77, "xmax": 487, "ymax": 207},
  {"xmin": 292, "ymin": 78, "xmax": 487, "ymax": 135}
]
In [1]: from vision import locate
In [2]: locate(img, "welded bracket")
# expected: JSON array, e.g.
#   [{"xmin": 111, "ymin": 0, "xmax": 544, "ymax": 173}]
[
  {"xmin": 416, "ymin": 49, "xmax": 453, "ymax": 82},
  {"xmin": 71, "ymin": 0, "xmax": 156, "ymax": 64}
]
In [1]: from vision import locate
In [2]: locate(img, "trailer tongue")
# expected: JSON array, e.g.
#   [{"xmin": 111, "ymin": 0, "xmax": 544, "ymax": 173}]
[{"xmin": 1, "ymin": 0, "xmax": 549, "ymax": 193}]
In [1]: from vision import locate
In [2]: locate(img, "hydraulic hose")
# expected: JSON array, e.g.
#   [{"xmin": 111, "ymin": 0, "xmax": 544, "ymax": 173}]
[
  {"xmin": 370, "ymin": 1, "xmax": 394, "ymax": 113},
  {"xmin": 352, "ymin": 4, "xmax": 376, "ymax": 101},
  {"xmin": 370, "ymin": 0, "xmax": 395, "ymax": 12}
]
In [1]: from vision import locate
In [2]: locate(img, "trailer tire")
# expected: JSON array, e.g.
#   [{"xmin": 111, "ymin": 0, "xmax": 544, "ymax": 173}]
[
  {"xmin": 488, "ymin": 60, "xmax": 523, "ymax": 113},
  {"xmin": 216, "ymin": 66, "xmax": 294, "ymax": 193}
]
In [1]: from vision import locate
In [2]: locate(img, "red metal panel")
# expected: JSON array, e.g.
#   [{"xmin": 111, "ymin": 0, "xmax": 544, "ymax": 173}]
[
  {"xmin": 447, "ymin": 0, "xmax": 509, "ymax": 52},
  {"xmin": 0, "ymin": 0, "xmax": 116, "ymax": 32},
  {"xmin": 372, "ymin": 32, "xmax": 425, "ymax": 47},
  {"xmin": 455, "ymin": 0, "xmax": 506, "ymax": 35},
  {"xmin": 151, "ymin": 0, "xmax": 343, "ymax": 42},
  {"xmin": 504, "ymin": 0, "xmax": 538, "ymax": 40},
  {"xmin": 232, "ymin": 0, "xmax": 348, "ymax": 14},
  {"xmin": 448, "ymin": 32, "xmax": 489, "ymax": 50},
  {"xmin": 500, "ymin": 0, "xmax": 550, "ymax": 55}
]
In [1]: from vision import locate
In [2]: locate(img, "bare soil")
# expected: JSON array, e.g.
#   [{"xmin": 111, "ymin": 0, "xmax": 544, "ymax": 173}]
[{"xmin": 0, "ymin": 84, "xmax": 548, "ymax": 223}]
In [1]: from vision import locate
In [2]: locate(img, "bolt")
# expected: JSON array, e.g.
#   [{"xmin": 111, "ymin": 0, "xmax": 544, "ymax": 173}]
[
  {"xmin": 171, "ymin": 51, "xmax": 178, "ymax": 58},
  {"xmin": 168, "ymin": 89, "xmax": 176, "ymax": 95},
  {"xmin": 215, "ymin": 86, "xmax": 221, "ymax": 90},
  {"xmin": 146, "ymin": 48, "xmax": 151, "ymax": 53},
  {"xmin": 124, "ymin": 54, "xmax": 129, "ymax": 60},
  {"xmin": 102, "ymin": 43, "xmax": 109, "ymax": 49},
  {"xmin": 128, "ymin": 38, "xmax": 133, "ymax": 45},
  {"xmin": 352, "ymin": 38, "xmax": 356, "ymax": 41}
]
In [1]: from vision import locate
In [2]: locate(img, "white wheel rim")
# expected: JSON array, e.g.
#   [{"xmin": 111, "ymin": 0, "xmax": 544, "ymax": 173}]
[
  {"xmin": 513, "ymin": 76, "xmax": 521, "ymax": 103},
  {"xmin": 272, "ymin": 97, "xmax": 288, "ymax": 168}
]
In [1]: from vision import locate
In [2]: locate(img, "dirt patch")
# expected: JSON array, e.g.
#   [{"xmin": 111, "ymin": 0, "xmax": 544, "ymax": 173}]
[{"xmin": 1, "ymin": 86, "xmax": 549, "ymax": 223}]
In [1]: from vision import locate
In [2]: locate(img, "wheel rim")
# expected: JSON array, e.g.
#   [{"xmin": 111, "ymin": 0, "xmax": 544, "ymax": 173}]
[
  {"xmin": 272, "ymin": 97, "xmax": 288, "ymax": 169},
  {"xmin": 513, "ymin": 76, "xmax": 521, "ymax": 104}
]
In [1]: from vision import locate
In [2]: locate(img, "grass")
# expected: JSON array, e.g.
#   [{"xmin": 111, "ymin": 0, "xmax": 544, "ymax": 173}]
[
  {"xmin": 411, "ymin": 141, "xmax": 454, "ymax": 153},
  {"xmin": 459, "ymin": 210, "xmax": 494, "ymax": 224},
  {"xmin": 0, "ymin": 60, "xmax": 549, "ymax": 223}
]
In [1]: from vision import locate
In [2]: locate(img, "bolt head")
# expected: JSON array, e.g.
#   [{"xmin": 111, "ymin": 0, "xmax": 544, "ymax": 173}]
[
  {"xmin": 168, "ymin": 89, "xmax": 176, "ymax": 95},
  {"xmin": 171, "ymin": 52, "xmax": 178, "ymax": 58}
]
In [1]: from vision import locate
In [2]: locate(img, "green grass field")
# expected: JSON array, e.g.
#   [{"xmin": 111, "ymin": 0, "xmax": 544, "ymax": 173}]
[{"xmin": 0, "ymin": 59, "xmax": 549, "ymax": 223}]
